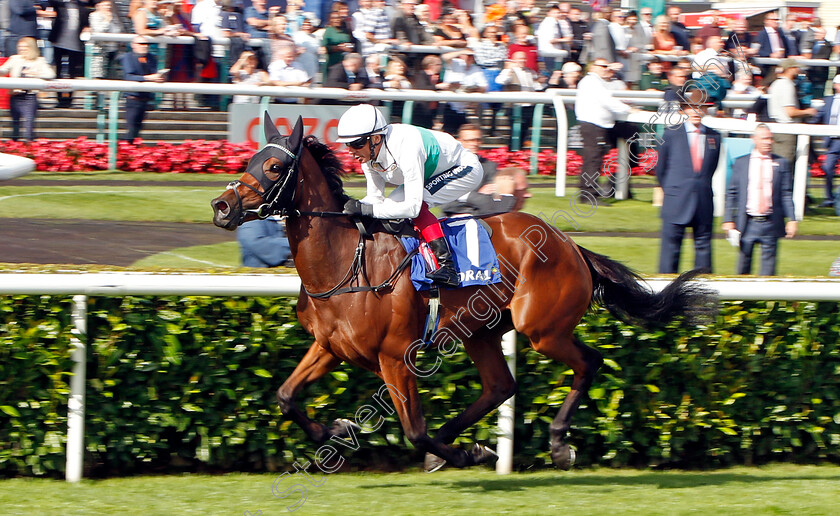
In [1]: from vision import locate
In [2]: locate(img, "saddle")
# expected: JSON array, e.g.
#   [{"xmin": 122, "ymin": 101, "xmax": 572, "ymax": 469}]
[{"xmin": 352, "ymin": 216, "xmax": 493, "ymax": 240}]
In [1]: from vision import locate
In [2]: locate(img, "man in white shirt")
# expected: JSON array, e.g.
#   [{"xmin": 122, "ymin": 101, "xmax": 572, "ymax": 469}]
[
  {"xmin": 767, "ymin": 58, "xmax": 817, "ymax": 164},
  {"xmin": 574, "ymin": 58, "xmax": 635, "ymax": 204},
  {"xmin": 440, "ymin": 49, "xmax": 488, "ymax": 134},
  {"xmin": 267, "ymin": 46, "xmax": 311, "ymax": 103},
  {"xmin": 639, "ymin": 7, "xmax": 653, "ymax": 42},
  {"xmin": 192, "ymin": 0, "xmax": 223, "ymax": 43}
]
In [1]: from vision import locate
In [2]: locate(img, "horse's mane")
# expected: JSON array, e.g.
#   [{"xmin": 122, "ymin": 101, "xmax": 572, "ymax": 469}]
[{"xmin": 303, "ymin": 135, "xmax": 351, "ymax": 204}]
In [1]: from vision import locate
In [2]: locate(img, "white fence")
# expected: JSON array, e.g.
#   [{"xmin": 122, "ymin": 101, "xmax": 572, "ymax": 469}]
[{"xmin": 1, "ymin": 272, "xmax": 838, "ymax": 481}]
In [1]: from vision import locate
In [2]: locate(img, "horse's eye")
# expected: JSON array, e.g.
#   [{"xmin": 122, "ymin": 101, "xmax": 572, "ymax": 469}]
[{"xmin": 270, "ymin": 164, "xmax": 283, "ymax": 173}]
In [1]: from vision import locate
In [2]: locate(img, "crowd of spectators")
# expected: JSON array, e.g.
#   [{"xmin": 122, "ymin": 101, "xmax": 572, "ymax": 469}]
[
  {"xmin": 1, "ymin": 2, "xmax": 840, "ymax": 173},
  {"xmin": 2, "ymin": 2, "xmax": 839, "ymax": 112}
]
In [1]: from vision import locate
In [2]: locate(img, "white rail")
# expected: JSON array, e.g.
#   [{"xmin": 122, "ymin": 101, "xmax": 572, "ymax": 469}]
[{"xmin": 1, "ymin": 272, "xmax": 838, "ymax": 481}]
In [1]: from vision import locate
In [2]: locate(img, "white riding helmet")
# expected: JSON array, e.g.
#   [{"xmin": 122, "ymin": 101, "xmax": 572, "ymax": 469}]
[{"xmin": 335, "ymin": 104, "xmax": 389, "ymax": 143}]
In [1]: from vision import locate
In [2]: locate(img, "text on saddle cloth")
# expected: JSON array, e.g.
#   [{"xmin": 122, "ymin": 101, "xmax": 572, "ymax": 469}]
[{"xmin": 400, "ymin": 216, "xmax": 502, "ymax": 292}]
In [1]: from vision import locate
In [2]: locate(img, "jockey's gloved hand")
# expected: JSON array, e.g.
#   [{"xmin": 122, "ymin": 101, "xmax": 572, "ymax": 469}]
[{"xmin": 343, "ymin": 199, "xmax": 374, "ymax": 217}]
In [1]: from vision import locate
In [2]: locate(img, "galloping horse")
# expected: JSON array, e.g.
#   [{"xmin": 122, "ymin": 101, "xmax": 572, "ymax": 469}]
[{"xmin": 211, "ymin": 115, "xmax": 711, "ymax": 470}]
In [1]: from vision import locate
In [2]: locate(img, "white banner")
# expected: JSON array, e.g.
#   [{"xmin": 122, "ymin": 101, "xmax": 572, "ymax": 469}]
[{"xmin": 227, "ymin": 104, "xmax": 390, "ymax": 149}]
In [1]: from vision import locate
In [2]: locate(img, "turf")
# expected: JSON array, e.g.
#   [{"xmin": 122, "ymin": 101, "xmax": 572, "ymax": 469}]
[
  {"xmin": 1, "ymin": 465, "xmax": 838, "ymax": 515},
  {"xmin": 1, "ymin": 183, "xmax": 838, "ymax": 235},
  {"xmin": 572, "ymin": 236, "xmax": 840, "ymax": 277},
  {"xmin": 127, "ymin": 236, "xmax": 840, "ymax": 277}
]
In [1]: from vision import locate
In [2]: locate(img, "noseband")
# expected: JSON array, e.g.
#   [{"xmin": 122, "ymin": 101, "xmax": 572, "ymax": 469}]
[{"xmin": 226, "ymin": 141, "xmax": 302, "ymax": 224}]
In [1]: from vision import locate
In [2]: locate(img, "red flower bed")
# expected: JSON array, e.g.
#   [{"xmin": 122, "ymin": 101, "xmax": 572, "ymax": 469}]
[
  {"xmin": 1, "ymin": 138, "xmax": 835, "ymax": 177},
  {"xmin": 478, "ymin": 147, "xmax": 660, "ymax": 176},
  {"xmin": 0, "ymin": 137, "xmax": 256, "ymax": 174}
]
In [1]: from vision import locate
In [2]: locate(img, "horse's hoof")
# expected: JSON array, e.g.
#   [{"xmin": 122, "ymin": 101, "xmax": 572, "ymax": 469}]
[
  {"xmin": 330, "ymin": 418, "xmax": 361, "ymax": 439},
  {"xmin": 424, "ymin": 453, "xmax": 447, "ymax": 473},
  {"xmin": 551, "ymin": 444, "xmax": 576, "ymax": 470},
  {"xmin": 470, "ymin": 443, "xmax": 498, "ymax": 465}
]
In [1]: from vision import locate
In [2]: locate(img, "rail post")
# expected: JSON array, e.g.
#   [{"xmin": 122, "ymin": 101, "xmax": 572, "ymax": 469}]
[
  {"xmin": 65, "ymin": 295, "xmax": 88, "ymax": 483},
  {"xmin": 496, "ymin": 330, "xmax": 517, "ymax": 475}
]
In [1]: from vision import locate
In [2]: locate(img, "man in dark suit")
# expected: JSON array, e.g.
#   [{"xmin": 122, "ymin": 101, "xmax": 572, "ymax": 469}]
[
  {"xmin": 121, "ymin": 36, "xmax": 164, "ymax": 142},
  {"xmin": 656, "ymin": 90, "xmax": 721, "ymax": 274},
  {"xmin": 815, "ymin": 74, "xmax": 840, "ymax": 208},
  {"xmin": 411, "ymin": 54, "xmax": 443, "ymax": 129},
  {"xmin": 49, "ymin": 0, "xmax": 90, "ymax": 108},
  {"xmin": 722, "ymin": 124, "xmax": 798, "ymax": 276},
  {"xmin": 756, "ymin": 12, "xmax": 792, "ymax": 59},
  {"xmin": 567, "ymin": 6, "xmax": 589, "ymax": 64},
  {"xmin": 6, "ymin": 1, "xmax": 46, "ymax": 56},
  {"xmin": 806, "ymin": 27, "xmax": 832, "ymax": 100},
  {"xmin": 666, "ymin": 5, "xmax": 691, "ymax": 50},
  {"xmin": 324, "ymin": 53, "xmax": 370, "ymax": 104}
]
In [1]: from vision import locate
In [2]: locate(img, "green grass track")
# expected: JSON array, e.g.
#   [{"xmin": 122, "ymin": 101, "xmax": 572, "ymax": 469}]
[{"xmin": 1, "ymin": 465, "xmax": 838, "ymax": 515}]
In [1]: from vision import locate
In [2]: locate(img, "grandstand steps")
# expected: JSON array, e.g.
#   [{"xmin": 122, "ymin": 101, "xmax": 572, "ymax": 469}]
[
  {"xmin": 0, "ymin": 106, "xmax": 558, "ymax": 151},
  {"xmin": 0, "ymin": 108, "xmax": 228, "ymax": 144}
]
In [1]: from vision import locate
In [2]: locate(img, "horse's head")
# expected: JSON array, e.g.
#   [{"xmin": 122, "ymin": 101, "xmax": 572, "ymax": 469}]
[{"xmin": 211, "ymin": 113, "xmax": 305, "ymax": 230}]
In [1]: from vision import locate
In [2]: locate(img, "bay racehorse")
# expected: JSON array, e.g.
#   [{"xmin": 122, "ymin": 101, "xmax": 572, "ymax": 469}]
[{"xmin": 211, "ymin": 114, "xmax": 712, "ymax": 470}]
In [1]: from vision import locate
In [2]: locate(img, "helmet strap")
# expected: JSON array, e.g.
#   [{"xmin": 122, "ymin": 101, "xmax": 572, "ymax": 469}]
[{"xmin": 368, "ymin": 134, "xmax": 382, "ymax": 160}]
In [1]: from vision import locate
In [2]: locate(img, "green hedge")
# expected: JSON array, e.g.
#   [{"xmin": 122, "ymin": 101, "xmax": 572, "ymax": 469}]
[{"xmin": 1, "ymin": 296, "xmax": 838, "ymax": 477}]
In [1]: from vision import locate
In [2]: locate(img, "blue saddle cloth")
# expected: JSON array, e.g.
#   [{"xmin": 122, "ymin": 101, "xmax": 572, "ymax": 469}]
[{"xmin": 399, "ymin": 216, "xmax": 502, "ymax": 291}]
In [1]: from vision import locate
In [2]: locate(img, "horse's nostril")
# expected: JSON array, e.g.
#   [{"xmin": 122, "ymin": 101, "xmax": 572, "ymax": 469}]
[{"xmin": 215, "ymin": 200, "xmax": 229, "ymax": 213}]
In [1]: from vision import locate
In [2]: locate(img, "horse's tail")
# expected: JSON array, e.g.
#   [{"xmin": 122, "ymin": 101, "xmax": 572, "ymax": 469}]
[{"xmin": 577, "ymin": 246, "xmax": 716, "ymax": 327}]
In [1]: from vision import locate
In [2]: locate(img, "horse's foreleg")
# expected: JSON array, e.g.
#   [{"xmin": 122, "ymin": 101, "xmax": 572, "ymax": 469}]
[
  {"xmin": 433, "ymin": 330, "xmax": 517, "ymax": 445},
  {"xmin": 532, "ymin": 334, "xmax": 603, "ymax": 470},
  {"xmin": 379, "ymin": 355, "xmax": 479, "ymax": 469},
  {"xmin": 277, "ymin": 341, "xmax": 343, "ymax": 444}
]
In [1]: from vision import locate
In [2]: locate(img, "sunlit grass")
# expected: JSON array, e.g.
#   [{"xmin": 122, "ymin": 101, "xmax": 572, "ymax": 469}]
[{"xmin": 1, "ymin": 465, "xmax": 838, "ymax": 515}]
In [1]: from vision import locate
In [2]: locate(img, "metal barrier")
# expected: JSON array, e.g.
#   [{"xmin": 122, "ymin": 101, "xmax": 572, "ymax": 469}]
[
  {"xmin": 0, "ymin": 76, "xmax": 763, "ymax": 177},
  {"xmin": 612, "ymin": 113, "xmax": 840, "ymax": 219},
  {"xmin": 1, "ymin": 272, "xmax": 838, "ymax": 481}
]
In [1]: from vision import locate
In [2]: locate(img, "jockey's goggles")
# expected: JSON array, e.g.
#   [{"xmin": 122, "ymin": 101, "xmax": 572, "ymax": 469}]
[{"xmin": 346, "ymin": 136, "xmax": 370, "ymax": 149}]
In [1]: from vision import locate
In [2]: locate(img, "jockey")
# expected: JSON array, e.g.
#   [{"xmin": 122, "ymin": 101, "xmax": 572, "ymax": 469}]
[{"xmin": 337, "ymin": 103, "xmax": 484, "ymax": 288}]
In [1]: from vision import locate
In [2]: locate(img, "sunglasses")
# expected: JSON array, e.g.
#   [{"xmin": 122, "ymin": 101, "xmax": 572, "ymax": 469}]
[
  {"xmin": 134, "ymin": 41, "xmax": 149, "ymax": 45},
  {"xmin": 347, "ymin": 137, "xmax": 369, "ymax": 149}
]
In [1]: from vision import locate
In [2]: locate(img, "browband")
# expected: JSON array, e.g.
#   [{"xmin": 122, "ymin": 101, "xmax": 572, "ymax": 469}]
[{"xmin": 264, "ymin": 142, "xmax": 296, "ymax": 159}]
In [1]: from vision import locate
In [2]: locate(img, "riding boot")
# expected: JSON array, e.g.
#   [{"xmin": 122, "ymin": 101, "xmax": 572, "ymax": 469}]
[{"xmin": 425, "ymin": 236, "xmax": 460, "ymax": 288}]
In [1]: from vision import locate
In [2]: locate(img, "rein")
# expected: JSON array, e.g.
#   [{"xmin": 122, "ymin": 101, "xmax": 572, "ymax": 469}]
[
  {"xmin": 303, "ymin": 232, "xmax": 418, "ymax": 299},
  {"xmin": 229, "ymin": 139, "xmax": 415, "ymax": 299}
]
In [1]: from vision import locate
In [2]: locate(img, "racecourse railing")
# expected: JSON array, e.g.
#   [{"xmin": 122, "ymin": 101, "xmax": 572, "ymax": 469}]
[
  {"xmin": 3, "ymin": 76, "xmax": 840, "ymax": 218},
  {"xmin": 615, "ymin": 113, "xmax": 840, "ymax": 221},
  {"xmin": 0, "ymin": 76, "xmax": 761, "ymax": 172},
  {"xmin": 1, "ymin": 272, "xmax": 838, "ymax": 481}
]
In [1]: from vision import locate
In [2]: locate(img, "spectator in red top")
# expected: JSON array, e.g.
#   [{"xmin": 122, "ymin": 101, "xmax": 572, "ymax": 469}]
[
  {"xmin": 696, "ymin": 10, "xmax": 723, "ymax": 48},
  {"xmin": 507, "ymin": 24, "xmax": 538, "ymax": 74}
]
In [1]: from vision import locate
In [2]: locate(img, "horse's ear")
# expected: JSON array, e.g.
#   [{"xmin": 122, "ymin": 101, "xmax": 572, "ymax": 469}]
[
  {"xmin": 264, "ymin": 111, "xmax": 281, "ymax": 143},
  {"xmin": 289, "ymin": 116, "xmax": 304, "ymax": 150}
]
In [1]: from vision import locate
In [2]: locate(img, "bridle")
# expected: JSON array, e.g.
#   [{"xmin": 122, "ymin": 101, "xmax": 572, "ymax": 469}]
[
  {"xmin": 225, "ymin": 141, "xmax": 304, "ymax": 224},
  {"xmin": 226, "ymin": 140, "xmax": 355, "ymax": 223},
  {"xmin": 225, "ymin": 137, "xmax": 416, "ymax": 299}
]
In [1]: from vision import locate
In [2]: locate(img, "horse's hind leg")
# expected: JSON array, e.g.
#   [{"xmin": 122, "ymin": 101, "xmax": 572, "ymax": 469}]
[
  {"xmin": 276, "ymin": 341, "xmax": 347, "ymax": 444},
  {"xmin": 531, "ymin": 333, "xmax": 603, "ymax": 470}
]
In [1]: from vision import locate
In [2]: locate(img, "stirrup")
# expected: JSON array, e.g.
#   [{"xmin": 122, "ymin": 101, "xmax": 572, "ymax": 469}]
[{"xmin": 426, "ymin": 265, "xmax": 460, "ymax": 288}]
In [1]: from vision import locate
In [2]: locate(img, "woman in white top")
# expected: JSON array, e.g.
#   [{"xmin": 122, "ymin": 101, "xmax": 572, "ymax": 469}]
[
  {"xmin": 229, "ymin": 51, "xmax": 269, "ymax": 103},
  {"xmin": 291, "ymin": 16, "xmax": 320, "ymax": 81},
  {"xmin": 0, "ymin": 37, "xmax": 56, "ymax": 141}
]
